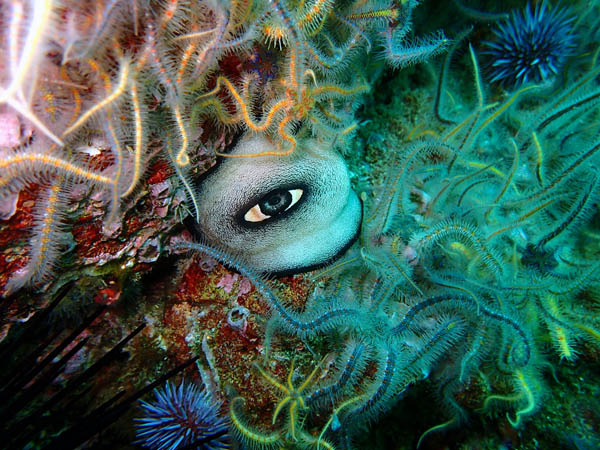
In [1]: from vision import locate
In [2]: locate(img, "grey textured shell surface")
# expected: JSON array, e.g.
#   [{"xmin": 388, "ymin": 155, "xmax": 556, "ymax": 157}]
[{"xmin": 195, "ymin": 135, "xmax": 362, "ymax": 274}]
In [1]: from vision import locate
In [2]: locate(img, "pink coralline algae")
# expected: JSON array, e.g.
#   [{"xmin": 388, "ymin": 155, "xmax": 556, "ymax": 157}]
[{"xmin": 216, "ymin": 273, "xmax": 239, "ymax": 294}]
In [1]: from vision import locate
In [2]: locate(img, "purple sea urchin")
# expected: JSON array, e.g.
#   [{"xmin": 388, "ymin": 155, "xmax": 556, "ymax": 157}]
[
  {"xmin": 136, "ymin": 381, "xmax": 229, "ymax": 450},
  {"xmin": 483, "ymin": 2, "xmax": 577, "ymax": 87}
]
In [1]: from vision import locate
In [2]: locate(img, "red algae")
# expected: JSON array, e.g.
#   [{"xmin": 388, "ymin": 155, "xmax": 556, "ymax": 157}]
[
  {"xmin": 176, "ymin": 258, "xmax": 222, "ymax": 304},
  {"xmin": 0, "ymin": 189, "xmax": 37, "ymax": 244},
  {"xmin": 72, "ymin": 221, "xmax": 103, "ymax": 255},
  {"xmin": 146, "ymin": 160, "xmax": 173, "ymax": 185}
]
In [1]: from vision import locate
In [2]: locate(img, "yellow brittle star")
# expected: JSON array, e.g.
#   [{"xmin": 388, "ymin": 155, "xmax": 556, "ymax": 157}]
[{"xmin": 255, "ymin": 358, "xmax": 321, "ymax": 440}]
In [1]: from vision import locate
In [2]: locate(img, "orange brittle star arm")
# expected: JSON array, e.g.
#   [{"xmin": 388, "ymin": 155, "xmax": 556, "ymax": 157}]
[
  {"xmin": 198, "ymin": 76, "xmax": 292, "ymax": 132},
  {"xmin": 215, "ymin": 115, "xmax": 297, "ymax": 158}
]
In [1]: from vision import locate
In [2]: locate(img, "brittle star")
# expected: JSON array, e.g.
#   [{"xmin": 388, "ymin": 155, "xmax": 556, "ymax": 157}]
[{"xmin": 255, "ymin": 358, "xmax": 321, "ymax": 440}]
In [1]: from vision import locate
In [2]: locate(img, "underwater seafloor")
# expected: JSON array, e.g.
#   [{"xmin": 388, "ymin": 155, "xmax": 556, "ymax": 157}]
[{"xmin": 1, "ymin": 0, "xmax": 600, "ymax": 449}]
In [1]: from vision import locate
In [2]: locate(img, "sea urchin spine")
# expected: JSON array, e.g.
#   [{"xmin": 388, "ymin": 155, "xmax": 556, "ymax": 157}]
[
  {"xmin": 483, "ymin": 2, "xmax": 577, "ymax": 87},
  {"xmin": 136, "ymin": 381, "xmax": 229, "ymax": 450}
]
